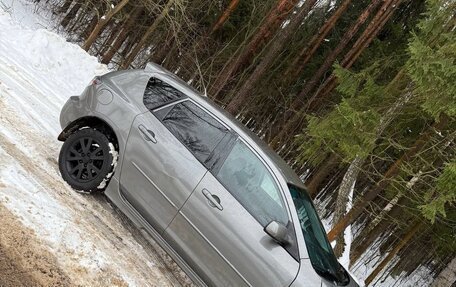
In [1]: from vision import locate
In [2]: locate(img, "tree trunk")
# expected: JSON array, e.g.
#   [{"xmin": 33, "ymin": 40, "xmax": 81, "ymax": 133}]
[
  {"xmin": 291, "ymin": 0, "xmax": 384, "ymax": 114},
  {"xmin": 225, "ymin": 0, "xmax": 318, "ymax": 115},
  {"xmin": 327, "ymin": 116, "xmax": 448, "ymax": 242},
  {"xmin": 120, "ymin": 0, "xmax": 176, "ymax": 69},
  {"xmin": 81, "ymin": 14, "xmax": 99, "ymax": 40},
  {"xmin": 350, "ymin": 196, "xmax": 406, "ymax": 266},
  {"xmin": 305, "ymin": 153, "xmax": 339, "ymax": 198},
  {"xmin": 99, "ymin": 22, "xmax": 122, "ymax": 56},
  {"xmin": 209, "ymin": 0, "xmax": 300, "ymax": 99},
  {"xmin": 152, "ymin": 32, "xmax": 175, "ymax": 64},
  {"xmin": 175, "ymin": 0, "xmax": 241, "ymax": 81},
  {"xmin": 60, "ymin": 1, "xmax": 81, "ymax": 28},
  {"xmin": 332, "ymin": 155, "xmax": 363, "ymax": 257},
  {"xmin": 284, "ymin": 0, "xmax": 353, "ymax": 80},
  {"xmin": 82, "ymin": 0, "xmax": 130, "ymax": 51},
  {"xmin": 58, "ymin": 0, "xmax": 73, "ymax": 14},
  {"xmin": 211, "ymin": 0, "xmax": 240, "ymax": 33},
  {"xmin": 432, "ymin": 256, "xmax": 456, "ymax": 287},
  {"xmin": 68, "ymin": 5, "xmax": 91, "ymax": 34},
  {"xmin": 341, "ymin": 0, "xmax": 401, "ymax": 68},
  {"xmin": 365, "ymin": 221, "xmax": 422, "ymax": 286},
  {"xmin": 101, "ymin": 7, "xmax": 143, "ymax": 64}
]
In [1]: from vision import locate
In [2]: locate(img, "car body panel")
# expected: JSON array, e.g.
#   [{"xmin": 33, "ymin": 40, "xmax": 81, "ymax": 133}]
[
  {"xmin": 58, "ymin": 63, "xmax": 360, "ymax": 287},
  {"xmin": 164, "ymin": 171, "xmax": 300, "ymax": 287},
  {"xmin": 59, "ymin": 74, "xmax": 143, "ymax": 181}
]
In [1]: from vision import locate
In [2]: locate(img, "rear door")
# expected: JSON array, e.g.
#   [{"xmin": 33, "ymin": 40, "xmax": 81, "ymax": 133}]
[
  {"xmin": 120, "ymin": 77, "xmax": 228, "ymax": 233},
  {"xmin": 164, "ymin": 138, "xmax": 300, "ymax": 286}
]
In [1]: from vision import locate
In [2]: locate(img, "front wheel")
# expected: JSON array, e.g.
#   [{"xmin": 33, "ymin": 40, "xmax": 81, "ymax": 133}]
[{"xmin": 58, "ymin": 128, "xmax": 115, "ymax": 193}]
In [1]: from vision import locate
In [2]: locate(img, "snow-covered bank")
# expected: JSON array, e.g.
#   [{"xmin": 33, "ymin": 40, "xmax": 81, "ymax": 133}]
[{"xmin": 0, "ymin": 2, "xmax": 187, "ymax": 286}]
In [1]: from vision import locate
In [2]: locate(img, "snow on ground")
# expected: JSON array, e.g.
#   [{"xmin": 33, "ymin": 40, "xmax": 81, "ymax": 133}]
[
  {"xmin": 0, "ymin": 2, "xmax": 190, "ymax": 286},
  {"xmin": 338, "ymin": 181, "xmax": 365, "ymax": 287},
  {"xmin": 0, "ymin": 0, "xmax": 51, "ymax": 29}
]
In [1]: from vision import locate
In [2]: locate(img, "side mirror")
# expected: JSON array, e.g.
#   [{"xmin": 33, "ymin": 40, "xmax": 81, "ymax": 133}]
[{"xmin": 264, "ymin": 221, "xmax": 289, "ymax": 245}]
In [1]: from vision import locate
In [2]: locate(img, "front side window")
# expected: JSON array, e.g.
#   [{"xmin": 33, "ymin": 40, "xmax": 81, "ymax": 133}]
[
  {"xmin": 289, "ymin": 184, "xmax": 349, "ymax": 285},
  {"xmin": 143, "ymin": 77, "xmax": 185, "ymax": 110},
  {"xmin": 162, "ymin": 101, "xmax": 228, "ymax": 163},
  {"xmin": 216, "ymin": 140, "xmax": 288, "ymax": 226}
]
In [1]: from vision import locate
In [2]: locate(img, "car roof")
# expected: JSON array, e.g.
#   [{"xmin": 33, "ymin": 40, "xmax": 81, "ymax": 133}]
[{"xmin": 145, "ymin": 63, "xmax": 306, "ymax": 188}]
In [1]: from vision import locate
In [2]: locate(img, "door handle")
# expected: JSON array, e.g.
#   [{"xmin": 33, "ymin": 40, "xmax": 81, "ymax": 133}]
[
  {"xmin": 138, "ymin": 124, "xmax": 157, "ymax": 143},
  {"xmin": 202, "ymin": 189, "xmax": 223, "ymax": 211}
]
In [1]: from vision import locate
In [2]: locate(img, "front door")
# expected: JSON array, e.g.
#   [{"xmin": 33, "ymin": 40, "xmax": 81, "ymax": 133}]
[{"xmin": 164, "ymin": 139, "xmax": 300, "ymax": 286}]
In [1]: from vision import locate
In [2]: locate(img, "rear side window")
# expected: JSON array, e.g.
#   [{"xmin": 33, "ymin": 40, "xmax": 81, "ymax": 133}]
[
  {"xmin": 162, "ymin": 101, "xmax": 228, "ymax": 163},
  {"xmin": 143, "ymin": 77, "xmax": 185, "ymax": 110},
  {"xmin": 216, "ymin": 140, "xmax": 288, "ymax": 226}
]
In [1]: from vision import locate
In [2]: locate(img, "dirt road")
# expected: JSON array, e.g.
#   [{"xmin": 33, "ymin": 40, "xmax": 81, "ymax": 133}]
[
  {"xmin": 0, "ymin": 4, "xmax": 194, "ymax": 286},
  {"xmin": 0, "ymin": 203, "xmax": 72, "ymax": 287}
]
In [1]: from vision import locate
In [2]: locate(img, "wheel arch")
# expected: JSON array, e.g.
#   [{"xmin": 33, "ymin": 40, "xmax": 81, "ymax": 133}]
[{"xmin": 58, "ymin": 116, "xmax": 119, "ymax": 151}]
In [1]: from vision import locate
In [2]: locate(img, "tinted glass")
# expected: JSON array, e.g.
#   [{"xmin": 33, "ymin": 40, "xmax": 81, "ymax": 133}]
[
  {"xmin": 216, "ymin": 140, "xmax": 288, "ymax": 226},
  {"xmin": 162, "ymin": 101, "xmax": 227, "ymax": 163},
  {"xmin": 289, "ymin": 184, "xmax": 349, "ymax": 285},
  {"xmin": 143, "ymin": 77, "xmax": 185, "ymax": 110}
]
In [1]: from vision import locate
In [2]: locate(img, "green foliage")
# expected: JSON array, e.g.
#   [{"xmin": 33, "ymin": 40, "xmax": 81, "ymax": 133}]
[
  {"xmin": 407, "ymin": 0, "xmax": 456, "ymax": 119},
  {"xmin": 420, "ymin": 160, "xmax": 456, "ymax": 223},
  {"xmin": 428, "ymin": 203, "xmax": 456, "ymax": 256},
  {"xmin": 297, "ymin": 65, "xmax": 389, "ymax": 164}
]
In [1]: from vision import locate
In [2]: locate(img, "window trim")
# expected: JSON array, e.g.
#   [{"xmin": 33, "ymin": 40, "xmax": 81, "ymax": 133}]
[
  {"xmin": 152, "ymin": 98, "xmax": 188, "ymax": 120},
  {"xmin": 187, "ymin": 99, "xmax": 233, "ymax": 131},
  {"xmin": 205, "ymin": 132, "xmax": 237, "ymax": 173},
  {"xmin": 153, "ymin": 98, "xmax": 188, "ymax": 112}
]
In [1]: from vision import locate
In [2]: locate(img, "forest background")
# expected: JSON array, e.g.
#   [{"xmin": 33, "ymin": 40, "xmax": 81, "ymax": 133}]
[{"xmin": 41, "ymin": 0, "xmax": 456, "ymax": 285}]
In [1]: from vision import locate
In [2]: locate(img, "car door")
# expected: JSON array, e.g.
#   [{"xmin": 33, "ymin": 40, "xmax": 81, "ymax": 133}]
[
  {"xmin": 164, "ymin": 137, "xmax": 300, "ymax": 286},
  {"xmin": 120, "ymin": 77, "xmax": 228, "ymax": 233}
]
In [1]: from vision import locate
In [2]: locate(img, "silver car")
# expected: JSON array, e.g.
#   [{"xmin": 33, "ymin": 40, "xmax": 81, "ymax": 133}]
[{"xmin": 58, "ymin": 63, "xmax": 359, "ymax": 287}]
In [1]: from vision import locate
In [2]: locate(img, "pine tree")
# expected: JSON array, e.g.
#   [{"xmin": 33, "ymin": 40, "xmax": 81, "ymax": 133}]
[{"xmin": 327, "ymin": 0, "xmax": 456, "ymax": 242}]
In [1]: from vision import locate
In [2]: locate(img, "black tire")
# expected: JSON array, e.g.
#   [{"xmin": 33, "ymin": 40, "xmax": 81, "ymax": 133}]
[{"xmin": 58, "ymin": 128, "xmax": 115, "ymax": 193}]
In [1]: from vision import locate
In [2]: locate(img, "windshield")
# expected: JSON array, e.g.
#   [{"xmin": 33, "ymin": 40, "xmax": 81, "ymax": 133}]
[{"xmin": 288, "ymin": 184, "xmax": 349, "ymax": 286}]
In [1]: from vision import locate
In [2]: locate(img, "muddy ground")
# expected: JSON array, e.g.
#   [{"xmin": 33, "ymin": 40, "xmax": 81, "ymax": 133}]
[{"xmin": 0, "ymin": 203, "xmax": 72, "ymax": 287}]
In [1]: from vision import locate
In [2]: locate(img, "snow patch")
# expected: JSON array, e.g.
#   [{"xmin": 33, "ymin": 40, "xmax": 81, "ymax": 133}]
[{"xmin": 97, "ymin": 143, "xmax": 118, "ymax": 189}]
